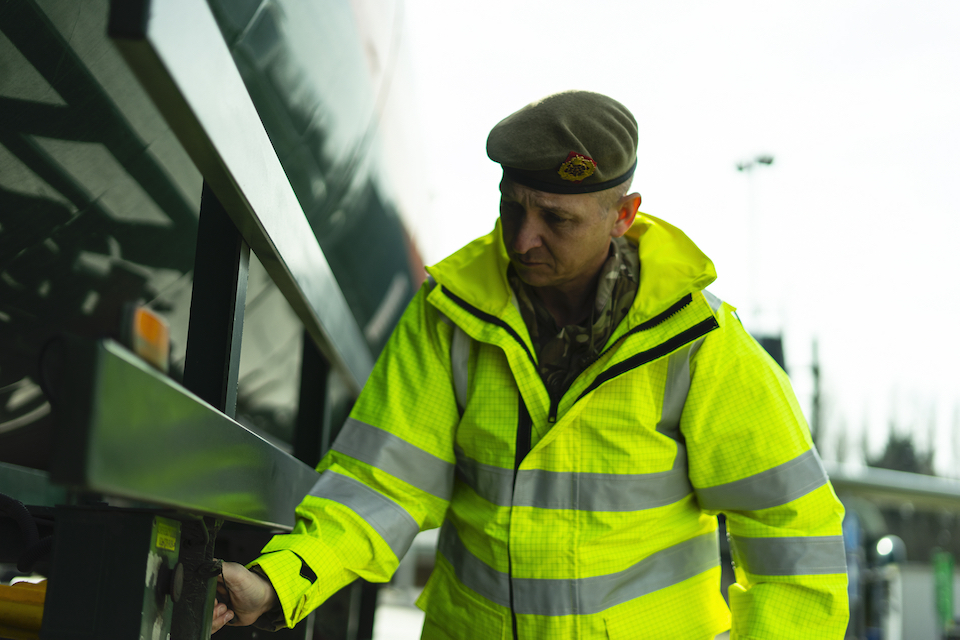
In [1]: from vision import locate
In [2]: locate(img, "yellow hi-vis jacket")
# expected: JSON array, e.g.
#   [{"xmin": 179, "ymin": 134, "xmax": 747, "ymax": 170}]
[{"xmin": 253, "ymin": 214, "xmax": 849, "ymax": 639}]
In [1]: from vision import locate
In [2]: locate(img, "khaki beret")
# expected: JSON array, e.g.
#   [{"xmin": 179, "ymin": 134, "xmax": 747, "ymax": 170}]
[{"xmin": 486, "ymin": 90, "xmax": 638, "ymax": 194}]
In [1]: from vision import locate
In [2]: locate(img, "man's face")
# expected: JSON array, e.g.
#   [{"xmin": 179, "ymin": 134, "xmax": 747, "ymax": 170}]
[{"xmin": 499, "ymin": 179, "xmax": 622, "ymax": 291}]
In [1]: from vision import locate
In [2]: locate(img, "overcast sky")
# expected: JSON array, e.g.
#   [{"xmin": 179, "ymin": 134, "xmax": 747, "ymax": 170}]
[{"xmin": 396, "ymin": 0, "xmax": 960, "ymax": 472}]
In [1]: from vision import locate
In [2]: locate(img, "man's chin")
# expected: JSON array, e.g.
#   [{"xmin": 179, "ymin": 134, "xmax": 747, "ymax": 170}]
[{"xmin": 513, "ymin": 265, "xmax": 554, "ymax": 288}]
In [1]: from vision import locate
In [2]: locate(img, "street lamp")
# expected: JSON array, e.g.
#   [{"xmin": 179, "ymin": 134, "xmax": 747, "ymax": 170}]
[
  {"xmin": 736, "ymin": 155, "xmax": 774, "ymax": 173},
  {"xmin": 735, "ymin": 154, "xmax": 775, "ymax": 327}
]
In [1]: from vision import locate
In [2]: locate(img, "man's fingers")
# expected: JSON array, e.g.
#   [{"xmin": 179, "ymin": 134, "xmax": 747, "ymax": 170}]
[
  {"xmin": 210, "ymin": 608, "xmax": 234, "ymax": 634},
  {"xmin": 209, "ymin": 561, "xmax": 275, "ymax": 631},
  {"xmin": 210, "ymin": 600, "xmax": 237, "ymax": 635}
]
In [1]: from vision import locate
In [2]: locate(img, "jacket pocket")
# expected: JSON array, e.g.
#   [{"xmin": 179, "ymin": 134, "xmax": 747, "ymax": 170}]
[{"xmin": 418, "ymin": 557, "xmax": 508, "ymax": 640}]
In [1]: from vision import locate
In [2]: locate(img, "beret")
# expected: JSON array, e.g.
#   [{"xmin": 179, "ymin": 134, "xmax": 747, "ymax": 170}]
[{"xmin": 486, "ymin": 90, "xmax": 638, "ymax": 194}]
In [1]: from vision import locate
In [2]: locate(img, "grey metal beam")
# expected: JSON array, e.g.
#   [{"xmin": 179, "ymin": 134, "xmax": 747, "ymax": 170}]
[
  {"xmin": 109, "ymin": 0, "xmax": 373, "ymax": 394},
  {"xmin": 825, "ymin": 462, "xmax": 960, "ymax": 512},
  {"xmin": 51, "ymin": 339, "xmax": 319, "ymax": 530}
]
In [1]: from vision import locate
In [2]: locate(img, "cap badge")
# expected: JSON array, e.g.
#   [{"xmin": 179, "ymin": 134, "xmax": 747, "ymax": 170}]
[{"xmin": 558, "ymin": 152, "xmax": 597, "ymax": 183}]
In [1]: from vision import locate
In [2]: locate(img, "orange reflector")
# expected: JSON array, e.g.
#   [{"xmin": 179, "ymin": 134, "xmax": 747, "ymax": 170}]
[{"xmin": 131, "ymin": 306, "xmax": 170, "ymax": 373}]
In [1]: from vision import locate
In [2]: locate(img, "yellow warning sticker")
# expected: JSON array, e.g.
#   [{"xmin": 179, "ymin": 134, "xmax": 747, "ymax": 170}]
[{"xmin": 156, "ymin": 522, "xmax": 177, "ymax": 551}]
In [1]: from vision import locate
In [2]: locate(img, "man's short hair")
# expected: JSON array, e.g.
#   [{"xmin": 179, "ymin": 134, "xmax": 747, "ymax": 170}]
[{"xmin": 592, "ymin": 180, "xmax": 634, "ymax": 215}]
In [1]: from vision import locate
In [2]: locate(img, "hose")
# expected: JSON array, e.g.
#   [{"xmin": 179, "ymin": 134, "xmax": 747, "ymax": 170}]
[
  {"xmin": 0, "ymin": 493, "xmax": 40, "ymax": 551},
  {"xmin": 17, "ymin": 536, "xmax": 54, "ymax": 573},
  {"xmin": 0, "ymin": 492, "xmax": 49, "ymax": 575}
]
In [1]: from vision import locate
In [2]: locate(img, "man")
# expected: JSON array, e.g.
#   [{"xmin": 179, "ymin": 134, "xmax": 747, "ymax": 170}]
[{"xmin": 212, "ymin": 91, "xmax": 848, "ymax": 639}]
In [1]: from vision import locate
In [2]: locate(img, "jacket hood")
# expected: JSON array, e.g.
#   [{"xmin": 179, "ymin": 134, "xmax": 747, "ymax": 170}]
[{"xmin": 426, "ymin": 213, "xmax": 717, "ymax": 325}]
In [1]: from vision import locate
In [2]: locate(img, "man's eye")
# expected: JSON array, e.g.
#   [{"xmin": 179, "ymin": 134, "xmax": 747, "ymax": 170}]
[{"xmin": 545, "ymin": 212, "xmax": 565, "ymax": 224}]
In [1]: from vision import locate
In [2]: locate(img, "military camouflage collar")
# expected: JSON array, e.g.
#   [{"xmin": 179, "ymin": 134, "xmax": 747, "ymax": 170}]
[{"xmin": 508, "ymin": 236, "xmax": 639, "ymax": 404}]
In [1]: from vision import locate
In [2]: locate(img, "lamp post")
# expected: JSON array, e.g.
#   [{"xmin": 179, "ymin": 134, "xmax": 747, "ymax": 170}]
[{"xmin": 736, "ymin": 155, "xmax": 774, "ymax": 327}]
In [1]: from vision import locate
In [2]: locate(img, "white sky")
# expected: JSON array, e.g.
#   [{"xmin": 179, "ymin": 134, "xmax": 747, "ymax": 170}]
[{"xmin": 396, "ymin": 0, "xmax": 960, "ymax": 472}]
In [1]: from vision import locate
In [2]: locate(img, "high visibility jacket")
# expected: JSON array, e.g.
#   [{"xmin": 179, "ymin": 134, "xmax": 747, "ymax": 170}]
[{"xmin": 254, "ymin": 214, "xmax": 848, "ymax": 639}]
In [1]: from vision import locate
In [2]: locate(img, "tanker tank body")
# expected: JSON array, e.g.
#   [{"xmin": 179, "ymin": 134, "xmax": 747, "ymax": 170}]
[{"xmin": 0, "ymin": 0, "xmax": 427, "ymax": 638}]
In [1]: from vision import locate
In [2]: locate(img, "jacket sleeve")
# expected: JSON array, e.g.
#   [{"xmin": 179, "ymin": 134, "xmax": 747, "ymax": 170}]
[
  {"xmin": 682, "ymin": 299, "xmax": 848, "ymax": 639},
  {"xmin": 250, "ymin": 282, "xmax": 460, "ymax": 628}
]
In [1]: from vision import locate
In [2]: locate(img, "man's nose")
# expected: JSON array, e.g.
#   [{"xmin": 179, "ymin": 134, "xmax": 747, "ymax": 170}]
[{"xmin": 511, "ymin": 215, "xmax": 542, "ymax": 254}]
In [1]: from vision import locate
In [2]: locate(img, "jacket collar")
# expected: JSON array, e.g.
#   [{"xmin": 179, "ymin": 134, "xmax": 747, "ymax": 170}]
[{"xmin": 426, "ymin": 213, "xmax": 717, "ymax": 326}]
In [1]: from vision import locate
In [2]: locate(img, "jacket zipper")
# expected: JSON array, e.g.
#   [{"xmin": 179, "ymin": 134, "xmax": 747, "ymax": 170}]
[
  {"xmin": 442, "ymin": 287, "xmax": 716, "ymax": 636},
  {"xmin": 442, "ymin": 289, "xmax": 702, "ymax": 424},
  {"xmin": 545, "ymin": 294, "xmax": 695, "ymax": 424},
  {"xmin": 587, "ymin": 293, "xmax": 693, "ymax": 367},
  {"xmin": 441, "ymin": 288, "xmax": 695, "ymax": 372},
  {"xmin": 509, "ymin": 396, "xmax": 532, "ymax": 639},
  {"xmin": 575, "ymin": 316, "xmax": 719, "ymax": 403},
  {"xmin": 440, "ymin": 287, "xmax": 538, "ymax": 369}
]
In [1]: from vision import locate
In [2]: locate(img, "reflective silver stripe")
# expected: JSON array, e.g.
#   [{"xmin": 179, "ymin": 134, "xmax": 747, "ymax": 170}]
[
  {"xmin": 455, "ymin": 449, "xmax": 693, "ymax": 511},
  {"xmin": 730, "ymin": 534, "xmax": 847, "ymax": 576},
  {"xmin": 451, "ymin": 325, "xmax": 470, "ymax": 414},
  {"xmin": 703, "ymin": 290, "xmax": 723, "ymax": 313},
  {"xmin": 439, "ymin": 522, "xmax": 718, "ymax": 616},
  {"xmin": 656, "ymin": 339, "xmax": 704, "ymax": 447},
  {"xmin": 332, "ymin": 418, "xmax": 455, "ymax": 500},
  {"xmin": 514, "ymin": 462, "xmax": 693, "ymax": 511},
  {"xmin": 455, "ymin": 448, "xmax": 515, "ymax": 507},
  {"xmin": 695, "ymin": 449, "xmax": 828, "ymax": 511},
  {"xmin": 514, "ymin": 532, "xmax": 719, "ymax": 616},
  {"xmin": 309, "ymin": 471, "xmax": 420, "ymax": 559},
  {"xmin": 439, "ymin": 521, "xmax": 511, "ymax": 608}
]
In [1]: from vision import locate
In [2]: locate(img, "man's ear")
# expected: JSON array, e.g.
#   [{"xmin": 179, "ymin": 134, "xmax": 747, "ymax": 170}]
[{"xmin": 612, "ymin": 193, "xmax": 641, "ymax": 236}]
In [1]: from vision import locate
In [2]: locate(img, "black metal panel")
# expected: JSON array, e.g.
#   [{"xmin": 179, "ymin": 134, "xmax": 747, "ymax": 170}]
[
  {"xmin": 50, "ymin": 338, "xmax": 319, "ymax": 529},
  {"xmin": 754, "ymin": 334, "xmax": 785, "ymax": 370},
  {"xmin": 293, "ymin": 333, "xmax": 329, "ymax": 469},
  {"xmin": 42, "ymin": 508, "xmax": 181, "ymax": 639},
  {"xmin": 353, "ymin": 580, "xmax": 379, "ymax": 640},
  {"xmin": 183, "ymin": 182, "xmax": 249, "ymax": 417}
]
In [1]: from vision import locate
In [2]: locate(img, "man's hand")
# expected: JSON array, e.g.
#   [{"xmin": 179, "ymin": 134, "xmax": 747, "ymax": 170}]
[{"xmin": 210, "ymin": 561, "xmax": 279, "ymax": 634}]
